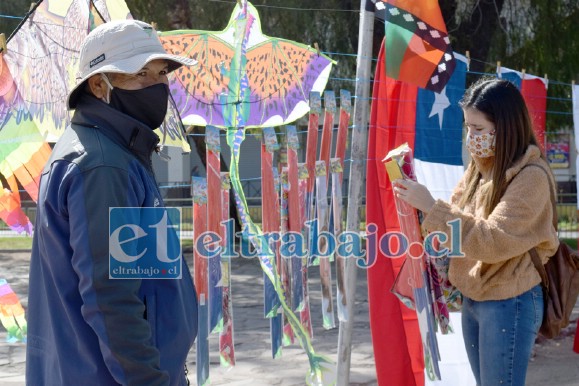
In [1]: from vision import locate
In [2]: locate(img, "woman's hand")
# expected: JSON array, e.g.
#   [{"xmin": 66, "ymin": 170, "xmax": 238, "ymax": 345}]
[{"xmin": 392, "ymin": 179, "xmax": 435, "ymax": 213}]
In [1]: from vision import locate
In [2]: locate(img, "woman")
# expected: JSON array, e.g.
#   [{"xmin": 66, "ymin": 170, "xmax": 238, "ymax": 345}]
[{"xmin": 394, "ymin": 78, "xmax": 558, "ymax": 386}]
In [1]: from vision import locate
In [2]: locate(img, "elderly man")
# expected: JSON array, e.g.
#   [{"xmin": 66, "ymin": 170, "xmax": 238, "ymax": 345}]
[{"xmin": 26, "ymin": 20, "xmax": 198, "ymax": 385}]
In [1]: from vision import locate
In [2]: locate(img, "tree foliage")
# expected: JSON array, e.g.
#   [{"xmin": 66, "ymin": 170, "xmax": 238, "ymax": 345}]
[{"xmin": 443, "ymin": 0, "xmax": 579, "ymax": 129}]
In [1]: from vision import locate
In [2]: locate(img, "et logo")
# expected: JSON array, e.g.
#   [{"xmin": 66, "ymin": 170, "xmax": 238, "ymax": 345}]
[{"xmin": 109, "ymin": 207, "xmax": 182, "ymax": 279}]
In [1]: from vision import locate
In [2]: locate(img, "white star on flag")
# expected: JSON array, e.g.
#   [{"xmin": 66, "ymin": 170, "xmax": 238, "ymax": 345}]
[{"xmin": 429, "ymin": 86, "xmax": 450, "ymax": 129}]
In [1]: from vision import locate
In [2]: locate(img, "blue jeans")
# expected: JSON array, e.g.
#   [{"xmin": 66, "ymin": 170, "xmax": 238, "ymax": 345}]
[{"xmin": 461, "ymin": 285, "xmax": 544, "ymax": 386}]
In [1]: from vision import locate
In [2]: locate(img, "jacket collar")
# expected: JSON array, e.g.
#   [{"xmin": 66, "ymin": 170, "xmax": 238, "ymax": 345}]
[{"xmin": 71, "ymin": 93, "xmax": 160, "ymax": 163}]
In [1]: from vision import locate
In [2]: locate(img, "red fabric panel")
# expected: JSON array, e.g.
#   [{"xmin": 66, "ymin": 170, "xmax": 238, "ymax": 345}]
[{"xmin": 366, "ymin": 40, "xmax": 424, "ymax": 386}]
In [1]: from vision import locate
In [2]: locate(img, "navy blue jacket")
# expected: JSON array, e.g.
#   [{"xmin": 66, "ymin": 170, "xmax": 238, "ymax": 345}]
[{"xmin": 26, "ymin": 94, "xmax": 197, "ymax": 385}]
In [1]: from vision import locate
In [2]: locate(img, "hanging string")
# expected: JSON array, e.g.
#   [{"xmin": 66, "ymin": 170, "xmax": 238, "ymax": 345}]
[
  {"xmin": 207, "ymin": 0, "xmax": 359, "ymax": 12},
  {"xmin": 0, "ymin": 14, "xmax": 24, "ymax": 20}
]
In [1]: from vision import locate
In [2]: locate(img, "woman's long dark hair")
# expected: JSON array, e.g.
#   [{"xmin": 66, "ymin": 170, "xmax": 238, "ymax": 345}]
[{"xmin": 458, "ymin": 78, "xmax": 546, "ymax": 216}]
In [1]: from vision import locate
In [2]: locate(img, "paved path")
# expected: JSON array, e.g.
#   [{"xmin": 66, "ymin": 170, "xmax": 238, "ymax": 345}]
[{"xmin": 1, "ymin": 251, "xmax": 578, "ymax": 385}]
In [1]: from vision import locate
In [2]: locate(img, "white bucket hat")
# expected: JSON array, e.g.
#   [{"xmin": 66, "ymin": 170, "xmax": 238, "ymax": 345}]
[{"xmin": 67, "ymin": 19, "xmax": 196, "ymax": 109}]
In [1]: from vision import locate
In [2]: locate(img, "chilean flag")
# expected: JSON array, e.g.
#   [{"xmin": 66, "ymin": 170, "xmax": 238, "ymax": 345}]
[
  {"xmin": 366, "ymin": 40, "xmax": 473, "ymax": 385},
  {"xmin": 498, "ymin": 67, "xmax": 548, "ymax": 152}
]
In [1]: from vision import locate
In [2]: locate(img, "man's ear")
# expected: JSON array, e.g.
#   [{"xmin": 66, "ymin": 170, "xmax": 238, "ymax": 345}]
[{"xmin": 87, "ymin": 74, "xmax": 109, "ymax": 100}]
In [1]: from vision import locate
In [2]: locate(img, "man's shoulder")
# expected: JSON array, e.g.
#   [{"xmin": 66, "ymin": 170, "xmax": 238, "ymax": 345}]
[{"xmin": 48, "ymin": 124, "xmax": 134, "ymax": 172}]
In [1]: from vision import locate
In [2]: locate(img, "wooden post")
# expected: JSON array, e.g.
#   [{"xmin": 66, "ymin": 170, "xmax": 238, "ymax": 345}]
[{"xmin": 336, "ymin": 1, "xmax": 374, "ymax": 384}]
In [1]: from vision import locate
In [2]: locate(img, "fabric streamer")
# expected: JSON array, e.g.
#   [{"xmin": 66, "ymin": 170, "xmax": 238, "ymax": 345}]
[
  {"xmin": 332, "ymin": 91, "xmax": 351, "ymax": 322},
  {"xmin": 192, "ymin": 177, "xmax": 210, "ymax": 386},
  {"xmin": 314, "ymin": 160, "xmax": 336, "ymax": 330},
  {"xmin": 260, "ymin": 127, "xmax": 283, "ymax": 358},
  {"xmin": 279, "ymin": 166, "xmax": 295, "ymax": 346},
  {"xmin": 319, "ymin": 91, "xmax": 336, "ymax": 177},
  {"xmin": 271, "ymin": 167, "xmax": 285, "ymax": 354},
  {"xmin": 298, "ymin": 163, "xmax": 314, "ymax": 338},
  {"xmin": 334, "ymin": 90, "xmax": 351, "ymax": 171},
  {"xmin": 206, "ymin": 126, "xmax": 223, "ymax": 334},
  {"xmin": 330, "ymin": 158, "xmax": 347, "ymax": 322},
  {"xmin": 219, "ymin": 172, "xmax": 236, "ymax": 367},
  {"xmin": 305, "ymin": 93, "xmax": 322, "ymax": 265},
  {"xmin": 286, "ymin": 126, "xmax": 304, "ymax": 313}
]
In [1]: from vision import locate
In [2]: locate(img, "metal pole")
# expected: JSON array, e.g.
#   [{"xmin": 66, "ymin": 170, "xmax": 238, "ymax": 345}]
[{"xmin": 336, "ymin": 1, "xmax": 374, "ymax": 384}]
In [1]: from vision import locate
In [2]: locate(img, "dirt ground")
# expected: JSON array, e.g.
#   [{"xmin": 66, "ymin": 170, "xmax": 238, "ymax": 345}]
[{"xmin": 0, "ymin": 250, "xmax": 578, "ymax": 385}]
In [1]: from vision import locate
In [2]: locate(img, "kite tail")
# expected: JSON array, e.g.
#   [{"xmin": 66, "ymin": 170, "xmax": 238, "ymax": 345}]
[{"xmin": 226, "ymin": 128, "xmax": 332, "ymax": 385}]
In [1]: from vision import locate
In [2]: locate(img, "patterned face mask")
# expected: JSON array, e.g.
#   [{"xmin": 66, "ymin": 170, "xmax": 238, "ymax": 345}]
[{"xmin": 466, "ymin": 130, "xmax": 496, "ymax": 158}]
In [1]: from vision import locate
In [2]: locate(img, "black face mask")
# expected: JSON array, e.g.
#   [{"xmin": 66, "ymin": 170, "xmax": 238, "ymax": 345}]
[{"xmin": 108, "ymin": 83, "xmax": 169, "ymax": 130}]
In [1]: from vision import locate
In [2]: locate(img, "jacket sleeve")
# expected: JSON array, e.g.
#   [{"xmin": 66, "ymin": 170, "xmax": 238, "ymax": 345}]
[
  {"xmin": 421, "ymin": 165, "xmax": 558, "ymax": 264},
  {"xmin": 63, "ymin": 163, "xmax": 169, "ymax": 386}
]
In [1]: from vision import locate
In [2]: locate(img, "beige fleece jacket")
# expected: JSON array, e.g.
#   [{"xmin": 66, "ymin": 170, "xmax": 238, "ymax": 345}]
[{"xmin": 421, "ymin": 145, "xmax": 559, "ymax": 301}]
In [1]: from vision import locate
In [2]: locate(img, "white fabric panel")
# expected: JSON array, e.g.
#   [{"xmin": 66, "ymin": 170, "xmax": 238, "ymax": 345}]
[
  {"xmin": 415, "ymin": 159, "xmax": 475, "ymax": 385},
  {"xmin": 425, "ymin": 313, "xmax": 477, "ymax": 386},
  {"xmin": 414, "ymin": 159, "xmax": 465, "ymax": 201}
]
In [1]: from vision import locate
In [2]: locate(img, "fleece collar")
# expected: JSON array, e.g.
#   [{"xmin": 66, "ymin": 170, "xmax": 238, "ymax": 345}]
[{"xmin": 71, "ymin": 93, "xmax": 160, "ymax": 163}]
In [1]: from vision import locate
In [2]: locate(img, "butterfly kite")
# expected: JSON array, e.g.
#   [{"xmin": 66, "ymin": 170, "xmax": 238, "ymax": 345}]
[{"xmin": 160, "ymin": 1, "xmax": 334, "ymax": 384}]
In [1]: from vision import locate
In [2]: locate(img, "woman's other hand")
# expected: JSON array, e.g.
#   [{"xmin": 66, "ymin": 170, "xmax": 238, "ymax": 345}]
[{"xmin": 392, "ymin": 179, "xmax": 435, "ymax": 213}]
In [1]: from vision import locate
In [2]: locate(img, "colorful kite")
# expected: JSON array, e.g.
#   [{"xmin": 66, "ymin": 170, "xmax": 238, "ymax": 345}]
[
  {"xmin": 159, "ymin": 3, "xmax": 333, "ymax": 129},
  {"xmin": 1, "ymin": 49, "xmax": 51, "ymax": 234},
  {"xmin": 0, "ymin": 0, "xmax": 133, "ymax": 233},
  {"xmin": 0, "ymin": 278, "xmax": 27, "ymax": 343},
  {"xmin": 2, "ymin": 0, "xmax": 131, "ymax": 141}
]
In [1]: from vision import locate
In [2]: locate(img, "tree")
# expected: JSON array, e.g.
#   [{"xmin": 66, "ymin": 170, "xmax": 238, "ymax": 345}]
[{"xmin": 441, "ymin": 0, "xmax": 579, "ymax": 129}]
